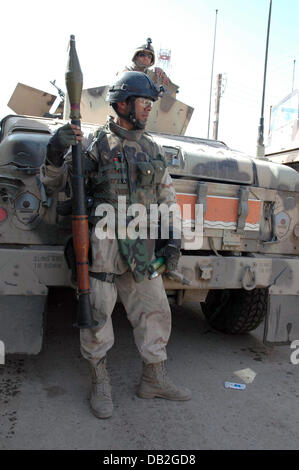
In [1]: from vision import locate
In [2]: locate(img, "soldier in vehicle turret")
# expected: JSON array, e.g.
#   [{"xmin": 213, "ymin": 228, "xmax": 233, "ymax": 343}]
[{"xmin": 120, "ymin": 38, "xmax": 179, "ymax": 95}]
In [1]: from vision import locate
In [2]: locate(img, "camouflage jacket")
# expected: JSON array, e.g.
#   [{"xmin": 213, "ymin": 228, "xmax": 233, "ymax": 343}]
[
  {"xmin": 121, "ymin": 64, "xmax": 179, "ymax": 96},
  {"xmin": 41, "ymin": 116, "xmax": 178, "ymax": 281},
  {"xmin": 122, "ymin": 63, "xmax": 170, "ymax": 87}
]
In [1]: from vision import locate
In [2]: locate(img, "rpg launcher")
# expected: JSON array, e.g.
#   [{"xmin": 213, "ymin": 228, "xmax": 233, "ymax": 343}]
[{"xmin": 65, "ymin": 35, "xmax": 98, "ymax": 329}]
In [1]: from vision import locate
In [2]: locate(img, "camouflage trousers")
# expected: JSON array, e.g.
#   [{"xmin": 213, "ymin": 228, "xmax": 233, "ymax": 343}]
[{"xmin": 80, "ymin": 271, "xmax": 172, "ymax": 365}]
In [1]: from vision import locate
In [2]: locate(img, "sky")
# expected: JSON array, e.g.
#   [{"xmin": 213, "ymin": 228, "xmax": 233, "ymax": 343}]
[{"xmin": 0, "ymin": 0, "xmax": 298, "ymax": 155}]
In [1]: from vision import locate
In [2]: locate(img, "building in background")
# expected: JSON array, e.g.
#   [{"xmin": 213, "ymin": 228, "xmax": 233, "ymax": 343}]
[{"xmin": 266, "ymin": 90, "xmax": 299, "ymax": 171}]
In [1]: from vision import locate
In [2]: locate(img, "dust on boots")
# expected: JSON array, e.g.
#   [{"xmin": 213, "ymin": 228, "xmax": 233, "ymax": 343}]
[
  {"xmin": 89, "ymin": 357, "xmax": 113, "ymax": 419},
  {"xmin": 88, "ymin": 359, "xmax": 191, "ymax": 419},
  {"xmin": 137, "ymin": 361, "xmax": 192, "ymax": 401}
]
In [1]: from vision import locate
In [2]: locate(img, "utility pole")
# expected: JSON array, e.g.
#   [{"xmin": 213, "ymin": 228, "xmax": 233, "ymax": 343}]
[
  {"xmin": 213, "ymin": 73, "xmax": 222, "ymax": 140},
  {"xmin": 256, "ymin": 0, "xmax": 272, "ymax": 159},
  {"xmin": 207, "ymin": 9, "xmax": 218, "ymax": 139}
]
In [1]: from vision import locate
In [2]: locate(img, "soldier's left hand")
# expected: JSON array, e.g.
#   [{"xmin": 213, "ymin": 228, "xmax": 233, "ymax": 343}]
[
  {"xmin": 163, "ymin": 243, "xmax": 180, "ymax": 272},
  {"xmin": 155, "ymin": 67, "xmax": 170, "ymax": 86}
]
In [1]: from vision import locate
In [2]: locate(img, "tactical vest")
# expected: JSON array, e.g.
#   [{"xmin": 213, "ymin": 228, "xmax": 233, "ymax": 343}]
[{"xmin": 88, "ymin": 127, "xmax": 167, "ymax": 282}]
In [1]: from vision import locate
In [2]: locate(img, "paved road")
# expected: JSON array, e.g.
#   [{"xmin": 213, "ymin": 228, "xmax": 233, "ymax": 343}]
[{"xmin": 0, "ymin": 287, "xmax": 298, "ymax": 450}]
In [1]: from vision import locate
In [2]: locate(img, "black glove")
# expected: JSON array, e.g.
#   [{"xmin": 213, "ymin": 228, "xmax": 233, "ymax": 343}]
[
  {"xmin": 163, "ymin": 243, "xmax": 181, "ymax": 271},
  {"xmin": 46, "ymin": 123, "xmax": 77, "ymax": 167},
  {"xmin": 156, "ymin": 236, "xmax": 181, "ymax": 272}
]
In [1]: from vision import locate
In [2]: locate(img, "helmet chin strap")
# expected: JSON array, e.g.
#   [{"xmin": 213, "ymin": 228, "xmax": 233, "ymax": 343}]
[
  {"xmin": 113, "ymin": 97, "xmax": 146, "ymax": 130},
  {"xmin": 128, "ymin": 97, "xmax": 146, "ymax": 129}
]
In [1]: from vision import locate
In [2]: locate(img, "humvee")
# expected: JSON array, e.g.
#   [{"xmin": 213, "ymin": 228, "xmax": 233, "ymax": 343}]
[
  {"xmin": 268, "ymin": 146, "xmax": 299, "ymax": 173},
  {"xmin": 1, "ymin": 82, "xmax": 299, "ymax": 354}
]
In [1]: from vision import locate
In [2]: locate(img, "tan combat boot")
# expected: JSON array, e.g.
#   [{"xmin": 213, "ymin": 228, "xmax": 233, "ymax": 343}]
[
  {"xmin": 137, "ymin": 361, "xmax": 192, "ymax": 401},
  {"xmin": 89, "ymin": 357, "xmax": 113, "ymax": 419}
]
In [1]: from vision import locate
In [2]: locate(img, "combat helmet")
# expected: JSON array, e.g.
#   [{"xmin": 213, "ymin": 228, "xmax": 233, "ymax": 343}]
[
  {"xmin": 132, "ymin": 38, "xmax": 155, "ymax": 66},
  {"xmin": 106, "ymin": 71, "xmax": 164, "ymax": 129},
  {"xmin": 107, "ymin": 71, "xmax": 162, "ymax": 103}
]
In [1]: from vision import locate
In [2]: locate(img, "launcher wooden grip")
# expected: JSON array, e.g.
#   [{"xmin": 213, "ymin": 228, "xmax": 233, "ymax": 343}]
[{"xmin": 72, "ymin": 215, "xmax": 90, "ymax": 293}]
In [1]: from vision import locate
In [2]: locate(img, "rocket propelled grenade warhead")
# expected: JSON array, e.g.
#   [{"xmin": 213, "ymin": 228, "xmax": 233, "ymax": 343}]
[{"xmin": 65, "ymin": 34, "xmax": 83, "ymax": 120}]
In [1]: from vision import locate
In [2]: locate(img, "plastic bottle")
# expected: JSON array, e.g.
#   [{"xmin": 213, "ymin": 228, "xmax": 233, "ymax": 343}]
[{"xmin": 224, "ymin": 381, "xmax": 246, "ymax": 390}]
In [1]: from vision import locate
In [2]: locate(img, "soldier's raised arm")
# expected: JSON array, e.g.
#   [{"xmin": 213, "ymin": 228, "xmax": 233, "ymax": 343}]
[{"xmin": 41, "ymin": 123, "xmax": 97, "ymax": 194}]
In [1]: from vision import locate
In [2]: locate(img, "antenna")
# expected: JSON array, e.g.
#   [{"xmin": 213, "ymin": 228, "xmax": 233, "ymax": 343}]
[{"xmin": 207, "ymin": 9, "xmax": 218, "ymax": 139}]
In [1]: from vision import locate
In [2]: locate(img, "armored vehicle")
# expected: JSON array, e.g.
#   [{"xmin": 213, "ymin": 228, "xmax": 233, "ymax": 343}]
[
  {"xmin": 1, "ymin": 81, "xmax": 299, "ymax": 354},
  {"xmin": 268, "ymin": 147, "xmax": 299, "ymax": 172}
]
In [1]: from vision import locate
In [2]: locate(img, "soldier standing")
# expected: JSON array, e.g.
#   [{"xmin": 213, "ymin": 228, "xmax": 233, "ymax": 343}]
[{"xmin": 42, "ymin": 71, "xmax": 191, "ymax": 419}]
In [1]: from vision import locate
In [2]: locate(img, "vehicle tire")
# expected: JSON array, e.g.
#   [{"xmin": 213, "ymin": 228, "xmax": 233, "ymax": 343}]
[{"xmin": 201, "ymin": 288, "xmax": 268, "ymax": 334}]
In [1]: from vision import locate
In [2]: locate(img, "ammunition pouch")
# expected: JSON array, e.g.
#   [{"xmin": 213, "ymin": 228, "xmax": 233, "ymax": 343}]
[
  {"xmin": 136, "ymin": 157, "xmax": 166, "ymax": 186},
  {"xmin": 136, "ymin": 161, "xmax": 154, "ymax": 186}
]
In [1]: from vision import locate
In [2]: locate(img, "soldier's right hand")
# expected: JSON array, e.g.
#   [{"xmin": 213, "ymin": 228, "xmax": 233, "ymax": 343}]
[
  {"xmin": 46, "ymin": 123, "xmax": 83, "ymax": 167},
  {"xmin": 50, "ymin": 123, "xmax": 83, "ymax": 151}
]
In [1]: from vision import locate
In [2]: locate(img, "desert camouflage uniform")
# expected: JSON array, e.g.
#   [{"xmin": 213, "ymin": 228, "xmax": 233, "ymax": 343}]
[
  {"xmin": 119, "ymin": 39, "xmax": 179, "ymax": 94},
  {"xmin": 123, "ymin": 63, "xmax": 171, "ymax": 89},
  {"xmin": 42, "ymin": 116, "xmax": 177, "ymax": 365}
]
